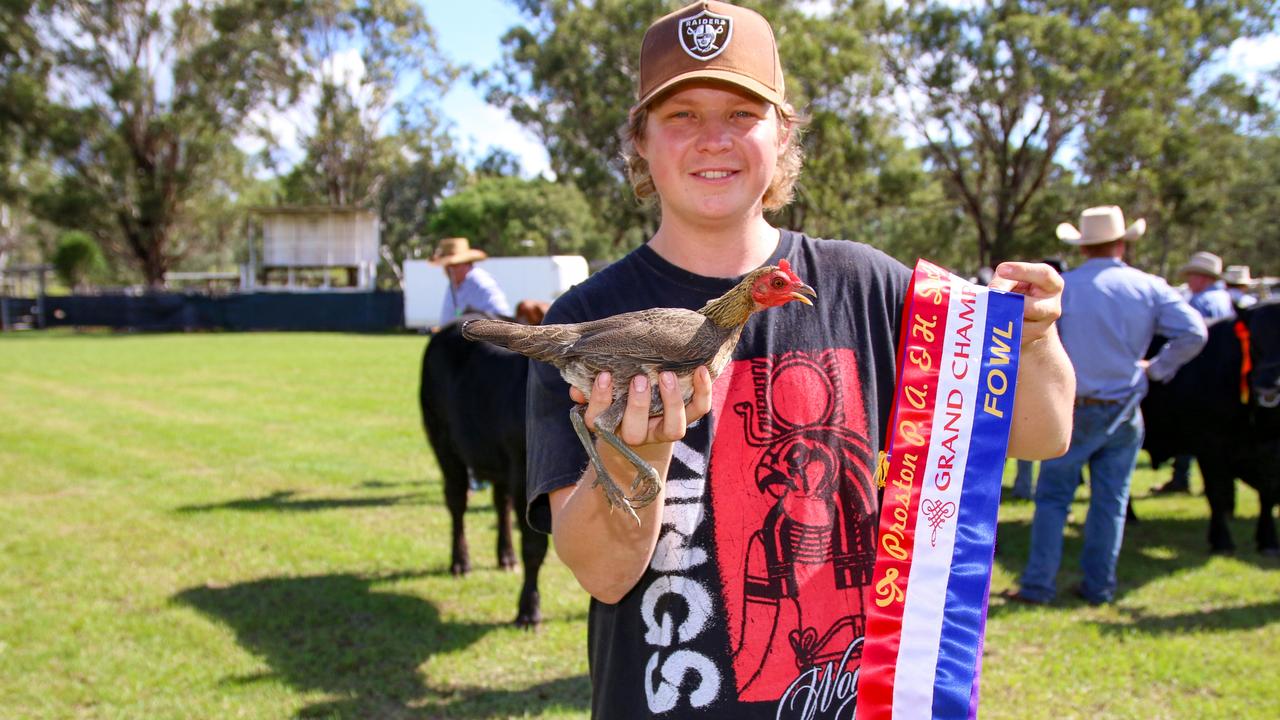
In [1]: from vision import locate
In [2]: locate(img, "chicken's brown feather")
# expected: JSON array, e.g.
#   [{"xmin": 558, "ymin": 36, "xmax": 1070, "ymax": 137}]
[{"xmin": 565, "ymin": 309, "xmax": 725, "ymax": 366}]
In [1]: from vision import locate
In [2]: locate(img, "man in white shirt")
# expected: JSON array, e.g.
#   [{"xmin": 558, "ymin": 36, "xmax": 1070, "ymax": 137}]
[
  {"xmin": 432, "ymin": 237, "xmax": 511, "ymax": 327},
  {"xmin": 1224, "ymin": 265, "xmax": 1259, "ymax": 309}
]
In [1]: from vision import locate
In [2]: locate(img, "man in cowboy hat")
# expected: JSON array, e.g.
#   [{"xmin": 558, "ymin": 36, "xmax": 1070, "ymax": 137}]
[
  {"xmin": 1007, "ymin": 205, "xmax": 1206, "ymax": 606},
  {"xmin": 1150, "ymin": 250, "xmax": 1235, "ymax": 494},
  {"xmin": 1223, "ymin": 264, "xmax": 1259, "ymax": 309},
  {"xmin": 431, "ymin": 237, "xmax": 511, "ymax": 327},
  {"xmin": 1179, "ymin": 251, "xmax": 1235, "ymax": 321}
]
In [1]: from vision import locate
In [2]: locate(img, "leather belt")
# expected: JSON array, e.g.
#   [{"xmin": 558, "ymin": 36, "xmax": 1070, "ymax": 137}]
[{"xmin": 1076, "ymin": 396, "xmax": 1122, "ymax": 407}]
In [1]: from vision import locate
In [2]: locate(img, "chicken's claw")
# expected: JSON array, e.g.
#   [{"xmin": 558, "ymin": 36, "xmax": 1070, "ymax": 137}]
[
  {"xmin": 595, "ymin": 471, "xmax": 641, "ymax": 525},
  {"xmin": 628, "ymin": 472, "xmax": 661, "ymax": 509}
]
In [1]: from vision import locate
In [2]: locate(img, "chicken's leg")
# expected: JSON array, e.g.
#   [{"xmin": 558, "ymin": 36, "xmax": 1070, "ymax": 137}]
[
  {"xmin": 568, "ymin": 403, "xmax": 664, "ymax": 523},
  {"xmin": 593, "ymin": 423, "xmax": 663, "ymax": 507},
  {"xmin": 570, "ymin": 405, "xmax": 641, "ymax": 524},
  {"xmin": 590, "ymin": 397, "xmax": 663, "ymax": 509}
]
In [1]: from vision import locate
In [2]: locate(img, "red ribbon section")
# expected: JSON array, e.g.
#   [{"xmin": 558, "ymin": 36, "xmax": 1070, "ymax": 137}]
[{"xmin": 856, "ymin": 260, "xmax": 951, "ymax": 716}]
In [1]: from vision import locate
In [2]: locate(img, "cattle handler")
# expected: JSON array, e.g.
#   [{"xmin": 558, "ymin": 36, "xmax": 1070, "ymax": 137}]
[
  {"xmin": 431, "ymin": 237, "xmax": 511, "ymax": 328},
  {"xmin": 1006, "ymin": 206, "xmax": 1207, "ymax": 606},
  {"xmin": 1152, "ymin": 250, "xmax": 1236, "ymax": 494}
]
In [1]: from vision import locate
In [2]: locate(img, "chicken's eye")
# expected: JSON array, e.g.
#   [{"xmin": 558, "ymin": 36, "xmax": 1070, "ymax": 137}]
[{"xmin": 771, "ymin": 277, "xmax": 786, "ymax": 289}]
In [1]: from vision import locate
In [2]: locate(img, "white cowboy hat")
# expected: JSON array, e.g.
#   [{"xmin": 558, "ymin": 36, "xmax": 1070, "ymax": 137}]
[
  {"xmin": 1056, "ymin": 206, "xmax": 1147, "ymax": 245},
  {"xmin": 1222, "ymin": 265, "xmax": 1254, "ymax": 286},
  {"xmin": 430, "ymin": 237, "xmax": 487, "ymax": 266},
  {"xmin": 1179, "ymin": 251, "xmax": 1223, "ymax": 279}
]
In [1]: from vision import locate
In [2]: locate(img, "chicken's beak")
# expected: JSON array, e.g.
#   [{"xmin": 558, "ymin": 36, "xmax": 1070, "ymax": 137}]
[{"xmin": 790, "ymin": 283, "xmax": 817, "ymax": 306}]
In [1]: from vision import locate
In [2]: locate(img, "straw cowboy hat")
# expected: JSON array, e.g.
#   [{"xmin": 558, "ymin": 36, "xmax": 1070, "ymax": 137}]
[
  {"xmin": 1179, "ymin": 251, "xmax": 1223, "ymax": 279},
  {"xmin": 1222, "ymin": 265, "xmax": 1254, "ymax": 287},
  {"xmin": 1056, "ymin": 206, "xmax": 1147, "ymax": 245},
  {"xmin": 430, "ymin": 237, "xmax": 487, "ymax": 266}
]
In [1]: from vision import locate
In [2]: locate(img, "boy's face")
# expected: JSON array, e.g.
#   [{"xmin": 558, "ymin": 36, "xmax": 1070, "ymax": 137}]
[{"xmin": 637, "ymin": 83, "xmax": 788, "ymax": 226}]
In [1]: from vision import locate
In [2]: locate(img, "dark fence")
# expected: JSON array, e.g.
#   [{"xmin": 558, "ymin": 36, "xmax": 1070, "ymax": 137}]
[{"xmin": 2, "ymin": 291, "xmax": 405, "ymax": 332}]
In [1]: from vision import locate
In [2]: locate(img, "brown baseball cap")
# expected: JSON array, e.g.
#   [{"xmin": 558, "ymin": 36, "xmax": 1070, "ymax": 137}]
[{"xmin": 636, "ymin": 1, "xmax": 785, "ymax": 110}]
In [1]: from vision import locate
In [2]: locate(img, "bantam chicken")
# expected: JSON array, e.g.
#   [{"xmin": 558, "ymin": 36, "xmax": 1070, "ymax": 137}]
[{"xmin": 462, "ymin": 259, "xmax": 816, "ymax": 523}]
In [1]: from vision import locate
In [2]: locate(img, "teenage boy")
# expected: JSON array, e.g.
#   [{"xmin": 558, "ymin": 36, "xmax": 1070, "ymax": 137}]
[{"xmin": 526, "ymin": 2, "xmax": 1073, "ymax": 717}]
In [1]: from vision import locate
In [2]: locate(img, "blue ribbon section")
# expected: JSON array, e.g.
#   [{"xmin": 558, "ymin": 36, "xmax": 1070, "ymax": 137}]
[{"xmin": 931, "ymin": 290, "xmax": 1023, "ymax": 720}]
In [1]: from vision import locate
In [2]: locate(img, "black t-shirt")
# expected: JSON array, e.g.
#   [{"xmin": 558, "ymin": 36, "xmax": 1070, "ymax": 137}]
[{"xmin": 526, "ymin": 230, "xmax": 911, "ymax": 719}]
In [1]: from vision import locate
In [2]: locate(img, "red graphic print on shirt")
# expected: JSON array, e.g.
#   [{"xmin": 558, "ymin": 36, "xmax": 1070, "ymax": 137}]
[{"xmin": 709, "ymin": 349, "xmax": 879, "ymax": 702}]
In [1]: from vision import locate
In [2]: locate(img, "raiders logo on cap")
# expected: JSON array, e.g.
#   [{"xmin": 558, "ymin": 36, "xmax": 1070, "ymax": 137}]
[{"xmin": 678, "ymin": 8, "xmax": 733, "ymax": 60}]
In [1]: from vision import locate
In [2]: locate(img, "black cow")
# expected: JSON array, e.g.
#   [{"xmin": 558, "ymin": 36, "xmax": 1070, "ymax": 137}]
[
  {"xmin": 1143, "ymin": 301, "xmax": 1280, "ymax": 555},
  {"xmin": 419, "ymin": 317, "xmax": 548, "ymax": 627}
]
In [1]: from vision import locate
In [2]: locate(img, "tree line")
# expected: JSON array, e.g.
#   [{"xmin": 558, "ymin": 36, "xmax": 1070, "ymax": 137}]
[{"xmin": 1, "ymin": 0, "xmax": 1276, "ymax": 290}]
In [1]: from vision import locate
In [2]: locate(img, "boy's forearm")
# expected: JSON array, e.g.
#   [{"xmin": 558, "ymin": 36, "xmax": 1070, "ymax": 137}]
[{"xmin": 550, "ymin": 441, "xmax": 672, "ymax": 604}]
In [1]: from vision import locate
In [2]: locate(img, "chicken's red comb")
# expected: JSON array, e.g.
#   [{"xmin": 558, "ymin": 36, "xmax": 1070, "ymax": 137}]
[{"xmin": 778, "ymin": 258, "xmax": 801, "ymax": 281}]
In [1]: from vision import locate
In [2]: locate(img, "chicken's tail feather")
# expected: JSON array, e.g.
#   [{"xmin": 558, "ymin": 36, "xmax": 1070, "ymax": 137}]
[{"xmin": 461, "ymin": 318, "xmax": 573, "ymax": 364}]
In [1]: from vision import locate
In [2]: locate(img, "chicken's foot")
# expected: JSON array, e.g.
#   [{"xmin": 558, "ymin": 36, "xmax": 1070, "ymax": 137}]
[{"xmin": 593, "ymin": 424, "xmax": 662, "ymax": 509}]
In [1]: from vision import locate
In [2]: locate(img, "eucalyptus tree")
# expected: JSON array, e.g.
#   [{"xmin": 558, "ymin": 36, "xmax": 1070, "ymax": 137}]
[
  {"xmin": 883, "ymin": 1, "xmax": 1110, "ymax": 267},
  {"xmin": 0, "ymin": 0, "xmax": 46, "ymax": 203},
  {"xmin": 275, "ymin": 0, "xmax": 458, "ymax": 209},
  {"xmin": 486, "ymin": 0, "xmax": 665, "ymax": 252},
  {"xmin": 1073, "ymin": 1, "xmax": 1278, "ymax": 275},
  {"xmin": 1108, "ymin": 75, "xmax": 1280, "ymax": 276},
  {"xmin": 26, "ymin": 0, "xmax": 304, "ymax": 286},
  {"xmin": 25, "ymin": 0, "xmax": 458, "ymax": 287},
  {"xmin": 886, "ymin": 0, "xmax": 1277, "ymax": 268},
  {"xmin": 1, "ymin": 0, "xmax": 58, "ymax": 272},
  {"xmin": 375, "ymin": 119, "xmax": 466, "ymax": 285}
]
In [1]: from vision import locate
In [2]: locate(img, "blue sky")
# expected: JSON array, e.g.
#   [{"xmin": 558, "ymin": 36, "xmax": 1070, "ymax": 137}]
[{"xmin": 426, "ymin": 0, "xmax": 552, "ymax": 177}]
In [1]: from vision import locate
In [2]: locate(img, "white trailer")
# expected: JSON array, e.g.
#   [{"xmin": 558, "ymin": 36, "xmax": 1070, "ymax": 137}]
[{"xmin": 403, "ymin": 255, "xmax": 589, "ymax": 329}]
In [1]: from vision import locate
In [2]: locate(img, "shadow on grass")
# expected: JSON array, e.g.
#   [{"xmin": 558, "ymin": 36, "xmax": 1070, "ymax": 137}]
[
  {"xmin": 175, "ymin": 481, "xmax": 515, "ymax": 515},
  {"xmin": 176, "ymin": 488, "xmax": 431, "ymax": 513},
  {"xmin": 419, "ymin": 674, "xmax": 592, "ymax": 719},
  {"xmin": 1092, "ymin": 599, "xmax": 1280, "ymax": 636},
  {"xmin": 992, "ymin": 511, "xmax": 1279, "ymax": 614},
  {"xmin": 173, "ymin": 571, "xmax": 590, "ymax": 718},
  {"xmin": 357, "ymin": 479, "xmax": 429, "ymax": 490},
  {"xmin": 303, "ymin": 675, "xmax": 593, "ymax": 720}
]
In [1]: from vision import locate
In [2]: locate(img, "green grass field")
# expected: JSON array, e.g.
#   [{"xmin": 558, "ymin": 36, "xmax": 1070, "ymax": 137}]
[{"xmin": 2, "ymin": 331, "xmax": 1277, "ymax": 719}]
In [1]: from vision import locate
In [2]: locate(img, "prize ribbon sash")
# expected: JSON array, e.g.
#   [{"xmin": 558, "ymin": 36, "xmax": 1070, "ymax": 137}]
[{"xmin": 857, "ymin": 259, "xmax": 1023, "ymax": 720}]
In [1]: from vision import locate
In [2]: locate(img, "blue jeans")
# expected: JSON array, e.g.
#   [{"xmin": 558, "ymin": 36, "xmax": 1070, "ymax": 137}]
[
  {"xmin": 1012, "ymin": 460, "xmax": 1035, "ymax": 498},
  {"xmin": 1018, "ymin": 402, "xmax": 1144, "ymax": 603}
]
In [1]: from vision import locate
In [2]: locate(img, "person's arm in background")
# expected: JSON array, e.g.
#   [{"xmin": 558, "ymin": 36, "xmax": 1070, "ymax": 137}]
[
  {"xmin": 1147, "ymin": 285, "xmax": 1208, "ymax": 382},
  {"xmin": 439, "ymin": 285, "xmax": 457, "ymax": 327}
]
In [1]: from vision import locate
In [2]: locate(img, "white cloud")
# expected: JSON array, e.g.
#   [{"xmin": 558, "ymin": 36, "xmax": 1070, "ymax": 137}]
[
  {"xmin": 1221, "ymin": 33, "xmax": 1280, "ymax": 84},
  {"xmin": 319, "ymin": 47, "xmax": 368, "ymax": 97}
]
